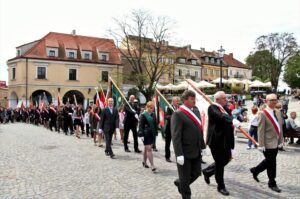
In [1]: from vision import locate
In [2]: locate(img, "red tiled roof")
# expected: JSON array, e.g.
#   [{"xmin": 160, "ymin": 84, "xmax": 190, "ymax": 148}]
[
  {"xmin": 11, "ymin": 32, "xmax": 121, "ymax": 65},
  {"xmin": 224, "ymin": 53, "xmax": 249, "ymax": 69}
]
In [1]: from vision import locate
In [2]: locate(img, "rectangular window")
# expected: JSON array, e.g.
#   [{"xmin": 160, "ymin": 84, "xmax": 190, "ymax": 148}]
[
  {"xmin": 230, "ymin": 70, "xmax": 232, "ymax": 75},
  {"xmin": 205, "ymin": 57, "xmax": 209, "ymax": 62},
  {"xmin": 195, "ymin": 71, "xmax": 198, "ymax": 77},
  {"xmin": 216, "ymin": 70, "xmax": 220, "ymax": 76},
  {"xmin": 179, "ymin": 58, "xmax": 186, "ymax": 64},
  {"xmin": 210, "ymin": 58, "xmax": 215, "ymax": 63},
  {"xmin": 69, "ymin": 69, "xmax": 77, "ymax": 80},
  {"xmin": 210, "ymin": 69, "xmax": 213, "ymax": 75},
  {"xmin": 69, "ymin": 52, "xmax": 75, "ymax": 58},
  {"xmin": 12, "ymin": 67, "xmax": 16, "ymax": 80},
  {"xmin": 84, "ymin": 53, "xmax": 90, "ymax": 59},
  {"xmin": 37, "ymin": 67, "xmax": 46, "ymax": 79},
  {"xmin": 102, "ymin": 71, "xmax": 108, "ymax": 82},
  {"xmin": 191, "ymin": 60, "xmax": 197, "ymax": 65},
  {"xmin": 49, "ymin": 50, "xmax": 55, "ymax": 57},
  {"xmin": 204, "ymin": 68, "xmax": 208, "ymax": 75},
  {"xmin": 101, "ymin": 54, "xmax": 107, "ymax": 61}
]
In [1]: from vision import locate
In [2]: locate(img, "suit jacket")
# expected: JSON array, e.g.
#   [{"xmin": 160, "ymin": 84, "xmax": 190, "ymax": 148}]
[
  {"xmin": 100, "ymin": 107, "xmax": 119, "ymax": 133},
  {"xmin": 171, "ymin": 107, "xmax": 205, "ymax": 159},
  {"xmin": 258, "ymin": 109, "xmax": 284, "ymax": 149},
  {"xmin": 164, "ymin": 106, "xmax": 175, "ymax": 134},
  {"xmin": 206, "ymin": 104, "xmax": 234, "ymax": 149},
  {"xmin": 123, "ymin": 102, "xmax": 140, "ymax": 125}
]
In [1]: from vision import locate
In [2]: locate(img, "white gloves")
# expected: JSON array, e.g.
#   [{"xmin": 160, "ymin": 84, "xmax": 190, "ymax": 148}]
[
  {"xmin": 99, "ymin": 129, "xmax": 103, "ymax": 134},
  {"xmin": 261, "ymin": 146, "xmax": 266, "ymax": 152},
  {"xmin": 176, "ymin": 156, "xmax": 184, "ymax": 165},
  {"xmin": 232, "ymin": 119, "xmax": 241, "ymax": 128},
  {"xmin": 116, "ymin": 128, "xmax": 119, "ymax": 132},
  {"xmin": 134, "ymin": 114, "xmax": 139, "ymax": 120}
]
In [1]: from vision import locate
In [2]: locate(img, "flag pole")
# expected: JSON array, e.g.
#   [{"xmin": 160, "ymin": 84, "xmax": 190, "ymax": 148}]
[
  {"xmin": 186, "ymin": 79, "xmax": 259, "ymax": 146},
  {"xmin": 155, "ymin": 88, "xmax": 175, "ymax": 112},
  {"xmin": 73, "ymin": 94, "xmax": 78, "ymax": 106},
  {"xmin": 108, "ymin": 76, "xmax": 134, "ymax": 111}
]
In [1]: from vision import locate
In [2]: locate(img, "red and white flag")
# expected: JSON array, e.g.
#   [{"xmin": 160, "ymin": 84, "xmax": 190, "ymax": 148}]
[
  {"xmin": 187, "ymin": 81, "xmax": 210, "ymax": 142},
  {"xmin": 96, "ymin": 91, "xmax": 105, "ymax": 109}
]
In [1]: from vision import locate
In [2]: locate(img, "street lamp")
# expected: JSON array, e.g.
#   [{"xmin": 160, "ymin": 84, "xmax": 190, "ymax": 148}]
[{"xmin": 218, "ymin": 45, "xmax": 225, "ymax": 88}]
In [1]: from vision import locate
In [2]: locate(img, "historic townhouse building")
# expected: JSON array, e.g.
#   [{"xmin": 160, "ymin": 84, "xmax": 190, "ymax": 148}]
[
  {"xmin": 0, "ymin": 81, "xmax": 8, "ymax": 107},
  {"xmin": 7, "ymin": 32, "xmax": 123, "ymax": 108},
  {"xmin": 225, "ymin": 53, "xmax": 252, "ymax": 79}
]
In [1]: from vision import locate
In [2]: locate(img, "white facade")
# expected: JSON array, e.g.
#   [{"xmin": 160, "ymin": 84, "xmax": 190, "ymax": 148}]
[{"xmin": 228, "ymin": 67, "xmax": 252, "ymax": 79}]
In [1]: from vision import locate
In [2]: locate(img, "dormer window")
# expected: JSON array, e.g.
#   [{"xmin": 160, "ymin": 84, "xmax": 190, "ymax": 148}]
[
  {"xmin": 84, "ymin": 53, "xmax": 90, "ymax": 59},
  {"xmin": 81, "ymin": 50, "xmax": 92, "ymax": 60},
  {"xmin": 69, "ymin": 52, "xmax": 75, "ymax": 58},
  {"xmin": 205, "ymin": 57, "xmax": 209, "ymax": 63},
  {"xmin": 49, "ymin": 50, "xmax": 56, "ymax": 57},
  {"xmin": 191, "ymin": 60, "xmax": 197, "ymax": 65},
  {"xmin": 210, "ymin": 58, "xmax": 215, "ymax": 63},
  {"xmin": 99, "ymin": 52, "xmax": 109, "ymax": 61},
  {"xmin": 17, "ymin": 49, "xmax": 21, "ymax": 56},
  {"xmin": 46, "ymin": 47, "xmax": 58, "ymax": 57}
]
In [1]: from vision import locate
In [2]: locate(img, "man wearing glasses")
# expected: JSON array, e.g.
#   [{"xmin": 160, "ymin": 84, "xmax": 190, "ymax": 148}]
[{"xmin": 250, "ymin": 94, "xmax": 284, "ymax": 193}]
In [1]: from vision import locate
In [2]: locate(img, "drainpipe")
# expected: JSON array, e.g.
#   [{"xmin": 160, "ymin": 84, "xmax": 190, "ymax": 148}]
[{"xmin": 26, "ymin": 58, "xmax": 28, "ymax": 107}]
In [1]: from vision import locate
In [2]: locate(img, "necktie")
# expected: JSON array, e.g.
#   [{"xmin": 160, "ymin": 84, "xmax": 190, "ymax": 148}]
[{"xmin": 273, "ymin": 110, "xmax": 278, "ymax": 121}]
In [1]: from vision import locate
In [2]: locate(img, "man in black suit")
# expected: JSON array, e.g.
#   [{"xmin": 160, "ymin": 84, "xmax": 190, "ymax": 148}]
[
  {"xmin": 123, "ymin": 95, "xmax": 141, "ymax": 153},
  {"xmin": 202, "ymin": 91, "xmax": 240, "ymax": 196},
  {"xmin": 164, "ymin": 97, "xmax": 179, "ymax": 162},
  {"xmin": 100, "ymin": 98, "xmax": 119, "ymax": 159},
  {"xmin": 171, "ymin": 90, "xmax": 205, "ymax": 199}
]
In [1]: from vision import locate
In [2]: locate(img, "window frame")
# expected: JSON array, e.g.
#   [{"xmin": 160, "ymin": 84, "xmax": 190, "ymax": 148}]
[
  {"xmin": 36, "ymin": 66, "xmax": 47, "ymax": 79},
  {"xmin": 69, "ymin": 68, "xmax": 77, "ymax": 81},
  {"xmin": 12, "ymin": 67, "xmax": 16, "ymax": 80}
]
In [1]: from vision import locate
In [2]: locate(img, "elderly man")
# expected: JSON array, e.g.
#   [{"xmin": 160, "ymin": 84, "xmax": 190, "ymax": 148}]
[
  {"xmin": 202, "ymin": 91, "xmax": 240, "ymax": 196},
  {"xmin": 100, "ymin": 98, "xmax": 119, "ymax": 159},
  {"xmin": 250, "ymin": 93, "xmax": 284, "ymax": 193},
  {"xmin": 286, "ymin": 112, "xmax": 300, "ymax": 144}
]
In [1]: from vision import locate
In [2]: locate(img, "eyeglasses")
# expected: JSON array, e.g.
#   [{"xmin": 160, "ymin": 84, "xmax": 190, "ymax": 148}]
[{"xmin": 268, "ymin": 99, "xmax": 278, "ymax": 102}]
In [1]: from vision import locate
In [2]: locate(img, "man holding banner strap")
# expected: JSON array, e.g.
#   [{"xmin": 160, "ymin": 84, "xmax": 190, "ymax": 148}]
[
  {"xmin": 202, "ymin": 91, "xmax": 240, "ymax": 196},
  {"xmin": 171, "ymin": 90, "xmax": 205, "ymax": 199},
  {"xmin": 250, "ymin": 94, "xmax": 283, "ymax": 193}
]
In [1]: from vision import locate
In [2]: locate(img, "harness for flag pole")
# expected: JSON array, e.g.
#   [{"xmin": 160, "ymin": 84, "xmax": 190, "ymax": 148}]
[
  {"xmin": 186, "ymin": 79, "xmax": 259, "ymax": 146},
  {"xmin": 108, "ymin": 76, "xmax": 134, "ymax": 111}
]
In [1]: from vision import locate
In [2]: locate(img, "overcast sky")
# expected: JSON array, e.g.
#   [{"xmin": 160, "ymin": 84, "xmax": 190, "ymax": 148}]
[{"xmin": 1, "ymin": 0, "xmax": 299, "ymax": 87}]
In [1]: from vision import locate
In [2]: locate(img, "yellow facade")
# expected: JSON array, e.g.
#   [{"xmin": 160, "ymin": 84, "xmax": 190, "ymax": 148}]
[
  {"xmin": 0, "ymin": 87, "xmax": 8, "ymax": 108},
  {"xmin": 7, "ymin": 58, "xmax": 123, "ymax": 108},
  {"xmin": 202, "ymin": 64, "xmax": 228, "ymax": 81}
]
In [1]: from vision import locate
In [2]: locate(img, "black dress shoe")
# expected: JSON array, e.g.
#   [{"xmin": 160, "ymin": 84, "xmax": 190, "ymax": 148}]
[
  {"xmin": 105, "ymin": 152, "xmax": 110, "ymax": 156},
  {"xmin": 125, "ymin": 149, "xmax": 131, "ymax": 152},
  {"xmin": 135, "ymin": 149, "xmax": 142, "ymax": 153},
  {"xmin": 201, "ymin": 160, "xmax": 206, "ymax": 164},
  {"xmin": 166, "ymin": 158, "xmax": 172, "ymax": 163},
  {"xmin": 269, "ymin": 185, "xmax": 281, "ymax": 193},
  {"xmin": 218, "ymin": 188, "xmax": 230, "ymax": 196},
  {"xmin": 250, "ymin": 168, "xmax": 260, "ymax": 182},
  {"xmin": 174, "ymin": 179, "xmax": 181, "ymax": 193},
  {"xmin": 110, "ymin": 154, "xmax": 115, "ymax": 159},
  {"xmin": 203, "ymin": 172, "xmax": 210, "ymax": 184}
]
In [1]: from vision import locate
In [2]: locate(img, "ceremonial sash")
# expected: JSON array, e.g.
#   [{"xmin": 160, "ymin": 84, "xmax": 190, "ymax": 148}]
[
  {"xmin": 262, "ymin": 109, "xmax": 280, "ymax": 139},
  {"xmin": 214, "ymin": 103, "xmax": 234, "ymax": 128},
  {"xmin": 179, "ymin": 105, "xmax": 202, "ymax": 134},
  {"xmin": 50, "ymin": 107, "xmax": 56, "ymax": 114},
  {"xmin": 94, "ymin": 113, "xmax": 100, "ymax": 121}
]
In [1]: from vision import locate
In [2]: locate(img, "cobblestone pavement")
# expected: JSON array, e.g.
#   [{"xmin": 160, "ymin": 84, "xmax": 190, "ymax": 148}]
[{"xmin": 0, "ymin": 122, "xmax": 299, "ymax": 199}]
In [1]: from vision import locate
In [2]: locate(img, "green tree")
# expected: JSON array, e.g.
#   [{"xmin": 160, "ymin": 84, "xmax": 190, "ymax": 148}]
[
  {"xmin": 284, "ymin": 54, "xmax": 300, "ymax": 88},
  {"xmin": 247, "ymin": 33, "xmax": 298, "ymax": 90}
]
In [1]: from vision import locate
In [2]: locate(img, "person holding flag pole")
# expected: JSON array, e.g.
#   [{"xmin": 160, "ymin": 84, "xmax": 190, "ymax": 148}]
[{"xmin": 108, "ymin": 76, "xmax": 142, "ymax": 153}]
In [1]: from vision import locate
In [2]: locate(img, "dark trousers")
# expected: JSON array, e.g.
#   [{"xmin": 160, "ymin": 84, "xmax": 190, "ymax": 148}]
[
  {"xmin": 104, "ymin": 130, "xmax": 114, "ymax": 156},
  {"xmin": 49, "ymin": 118, "xmax": 57, "ymax": 131},
  {"xmin": 124, "ymin": 124, "xmax": 139, "ymax": 151},
  {"xmin": 177, "ymin": 155, "xmax": 202, "ymax": 199},
  {"xmin": 165, "ymin": 130, "xmax": 172, "ymax": 159},
  {"xmin": 203, "ymin": 148, "xmax": 231, "ymax": 189},
  {"xmin": 252, "ymin": 148, "xmax": 278, "ymax": 187},
  {"xmin": 85, "ymin": 124, "xmax": 90, "ymax": 137},
  {"xmin": 64, "ymin": 118, "xmax": 73, "ymax": 134}
]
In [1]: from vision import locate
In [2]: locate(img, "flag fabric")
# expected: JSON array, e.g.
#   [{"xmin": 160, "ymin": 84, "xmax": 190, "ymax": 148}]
[
  {"xmin": 155, "ymin": 90, "xmax": 172, "ymax": 135},
  {"xmin": 111, "ymin": 81, "xmax": 123, "ymax": 108},
  {"xmin": 29, "ymin": 96, "xmax": 33, "ymax": 109},
  {"xmin": 100, "ymin": 90, "xmax": 106, "ymax": 106},
  {"xmin": 187, "ymin": 83, "xmax": 210, "ymax": 142},
  {"xmin": 43, "ymin": 92, "xmax": 49, "ymax": 106},
  {"xmin": 57, "ymin": 92, "xmax": 61, "ymax": 107},
  {"xmin": 20, "ymin": 101, "xmax": 25, "ymax": 109},
  {"xmin": 96, "ymin": 91, "xmax": 105, "ymax": 109}
]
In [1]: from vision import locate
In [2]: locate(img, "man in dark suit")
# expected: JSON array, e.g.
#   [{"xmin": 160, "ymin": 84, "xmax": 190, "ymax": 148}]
[
  {"xmin": 123, "ymin": 95, "xmax": 141, "ymax": 153},
  {"xmin": 100, "ymin": 98, "xmax": 119, "ymax": 159},
  {"xmin": 202, "ymin": 91, "xmax": 240, "ymax": 196},
  {"xmin": 171, "ymin": 90, "xmax": 205, "ymax": 199},
  {"xmin": 164, "ymin": 97, "xmax": 179, "ymax": 162}
]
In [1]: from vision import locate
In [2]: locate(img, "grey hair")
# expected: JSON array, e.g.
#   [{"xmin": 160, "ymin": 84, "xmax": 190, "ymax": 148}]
[
  {"xmin": 172, "ymin": 96, "xmax": 179, "ymax": 102},
  {"xmin": 181, "ymin": 90, "xmax": 196, "ymax": 101},
  {"xmin": 214, "ymin": 91, "xmax": 225, "ymax": 102}
]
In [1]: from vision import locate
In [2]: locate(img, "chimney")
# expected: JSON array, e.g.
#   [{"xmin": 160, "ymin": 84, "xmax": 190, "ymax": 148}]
[
  {"xmin": 229, "ymin": 53, "xmax": 233, "ymax": 59},
  {"xmin": 72, "ymin": 29, "xmax": 76, "ymax": 35},
  {"xmin": 186, "ymin": 44, "xmax": 191, "ymax": 52},
  {"xmin": 200, "ymin": 47, "xmax": 205, "ymax": 52}
]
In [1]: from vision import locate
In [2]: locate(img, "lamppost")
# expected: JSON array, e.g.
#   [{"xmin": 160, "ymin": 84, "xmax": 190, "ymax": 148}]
[{"xmin": 218, "ymin": 45, "xmax": 225, "ymax": 88}]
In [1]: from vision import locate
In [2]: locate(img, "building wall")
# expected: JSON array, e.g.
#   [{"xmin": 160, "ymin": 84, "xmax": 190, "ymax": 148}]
[
  {"xmin": 7, "ymin": 58, "xmax": 122, "ymax": 108},
  {"xmin": 202, "ymin": 64, "xmax": 228, "ymax": 81},
  {"xmin": 0, "ymin": 88, "xmax": 8, "ymax": 108},
  {"xmin": 228, "ymin": 67, "xmax": 251, "ymax": 79}
]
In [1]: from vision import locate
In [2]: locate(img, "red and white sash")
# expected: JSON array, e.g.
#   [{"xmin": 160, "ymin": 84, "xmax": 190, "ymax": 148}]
[
  {"xmin": 50, "ymin": 107, "xmax": 56, "ymax": 114},
  {"xmin": 179, "ymin": 105, "xmax": 202, "ymax": 134},
  {"xmin": 214, "ymin": 103, "xmax": 228, "ymax": 115},
  {"xmin": 262, "ymin": 109, "xmax": 280, "ymax": 139}
]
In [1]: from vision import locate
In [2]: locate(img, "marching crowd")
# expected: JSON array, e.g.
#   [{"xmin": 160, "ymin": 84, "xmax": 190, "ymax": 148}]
[{"xmin": 1, "ymin": 91, "xmax": 299, "ymax": 199}]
